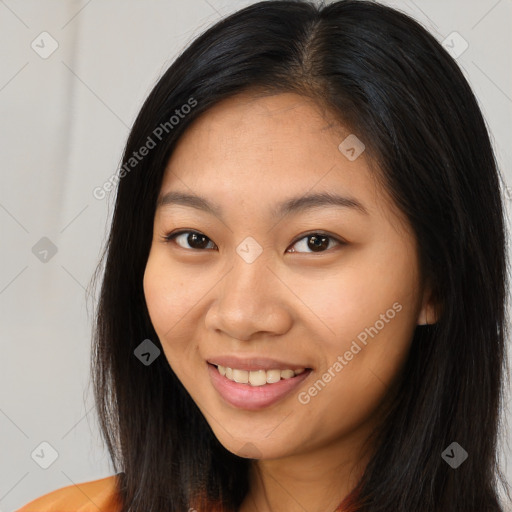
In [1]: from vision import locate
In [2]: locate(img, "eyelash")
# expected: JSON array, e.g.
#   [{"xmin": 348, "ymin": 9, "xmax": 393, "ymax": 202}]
[{"xmin": 161, "ymin": 229, "xmax": 345, "ymax": 254}]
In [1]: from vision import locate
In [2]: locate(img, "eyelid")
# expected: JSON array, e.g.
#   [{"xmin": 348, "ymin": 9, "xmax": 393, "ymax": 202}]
[
  {"xmin": 290, "ymin": 230, "xmax": 346, "ymax": 247},
  {"xmin": 161, "ymin": 229, "xmax": 346, "ymax": 253},
  {"xmin": 162, "ymin": 229, "xmax": 217, "ymax": 249}
]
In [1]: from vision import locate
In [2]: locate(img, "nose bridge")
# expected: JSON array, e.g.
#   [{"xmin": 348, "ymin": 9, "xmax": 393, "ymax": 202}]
[{"xmin": 225, "ymin": 243, "xmax": 272, "ymax": 306}]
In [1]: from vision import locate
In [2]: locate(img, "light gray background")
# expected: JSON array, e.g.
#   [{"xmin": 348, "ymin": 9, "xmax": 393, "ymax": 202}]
[{"xmin": 1, "ymin": 1, "xmax": 511, "ymax": 511}]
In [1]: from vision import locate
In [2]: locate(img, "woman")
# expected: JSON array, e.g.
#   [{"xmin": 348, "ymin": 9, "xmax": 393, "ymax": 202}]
[{"xmin": 17, "ymin": 0, "xmax": 511, "ymax": 511}]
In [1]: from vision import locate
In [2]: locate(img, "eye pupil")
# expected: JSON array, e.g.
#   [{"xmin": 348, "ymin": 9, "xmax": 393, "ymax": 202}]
[
  {"xmin": 188, "ymin": 232, "xmax": 210, "ymax": 249},
  {"xmin": 308, "ymin": 235, "xmax": 329, "ymax": 252}
]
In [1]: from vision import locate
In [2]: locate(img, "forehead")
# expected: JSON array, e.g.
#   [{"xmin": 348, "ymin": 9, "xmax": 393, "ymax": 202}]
[
  {"xmin": 174, "ymin": 90, "xmax": 348, "ymax": 155},
  {"xmin": 160, "ymin": 91, "xmax": 402, "ymax": 227}
]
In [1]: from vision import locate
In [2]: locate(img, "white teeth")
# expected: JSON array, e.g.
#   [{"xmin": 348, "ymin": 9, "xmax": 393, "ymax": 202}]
[
  {"xmin": 266, "ymin": 369, "xmax": 281, "ymax": 384},
  {"xmin": 249, "ymin": 369, "xmax": 267, "ymax": 386},
  {"xmin": 216, "ymin": 365, "xmax": 307, "ymax": 386},
  {"xmin": 232, "ymin": 369, "xmax": 249, "ymax": 384},
  {"xmin": 280, "ymin": 369, "xmax": 295, "ymax": 379}
]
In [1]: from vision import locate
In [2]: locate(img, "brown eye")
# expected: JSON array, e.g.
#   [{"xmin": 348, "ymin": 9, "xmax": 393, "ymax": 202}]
[
  {"xmin": 288, "ymin": 233, "xmax": 343, "ymax": 253},
  {"xmin": 165, "ymin": 230, "xmax": 216, "ymax": 250}
]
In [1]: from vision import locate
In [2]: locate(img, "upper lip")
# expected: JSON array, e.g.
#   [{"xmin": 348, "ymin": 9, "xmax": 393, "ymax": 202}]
[{"xmin": 207, "ymin": 356, "xmax": 312, "ymax": 371}]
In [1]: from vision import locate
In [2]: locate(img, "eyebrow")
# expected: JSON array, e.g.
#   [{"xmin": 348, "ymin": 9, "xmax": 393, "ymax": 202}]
[{"xmin": 157, "ymin": 190, "xmax": 369, "ymax": 220}]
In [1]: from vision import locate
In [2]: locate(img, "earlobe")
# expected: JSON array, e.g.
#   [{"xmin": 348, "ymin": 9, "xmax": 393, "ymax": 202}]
[
  {"xmin": 417, "ymin": 307, "xmax": 435, "ymax": 325},
  {"xmin": 417, "ymin": 286, "xmax": 440, "ymax": 326}
]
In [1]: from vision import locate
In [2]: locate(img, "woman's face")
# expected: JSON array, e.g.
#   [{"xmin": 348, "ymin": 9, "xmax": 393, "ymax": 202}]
[{"xmin": 143, "ymin": 91, "xmax": 435, "ymax": 461}]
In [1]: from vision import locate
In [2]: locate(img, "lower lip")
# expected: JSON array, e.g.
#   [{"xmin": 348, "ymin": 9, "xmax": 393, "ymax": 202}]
[{"xmin": 207, "ymin": 363, "xmax": 312, "ymax": 411}]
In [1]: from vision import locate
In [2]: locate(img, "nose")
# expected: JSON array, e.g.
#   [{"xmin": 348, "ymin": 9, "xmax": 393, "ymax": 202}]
[{"xmin": 204, "ymin": 254, "xmax": 293, "ymax": 341}]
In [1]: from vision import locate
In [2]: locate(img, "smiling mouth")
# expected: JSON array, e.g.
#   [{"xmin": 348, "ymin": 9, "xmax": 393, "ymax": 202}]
[
  {"xmin": 207, "ymin": 362, "xmax": 313, "ymax": 410},
  {"xmin": 209, "ymin": 363, "xmax": 312, "ymax": 386}
]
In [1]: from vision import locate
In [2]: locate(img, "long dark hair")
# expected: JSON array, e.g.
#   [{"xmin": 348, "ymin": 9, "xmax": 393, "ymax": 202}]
[{"xmin": 89, "ymin": 1, "xmax": 511, "ymax": 510}]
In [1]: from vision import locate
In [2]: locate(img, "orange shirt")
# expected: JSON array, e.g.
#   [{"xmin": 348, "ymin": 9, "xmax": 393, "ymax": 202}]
[
  {"xmin": 16, "ymin": 475, "xmax": 122, "ymax": 512},
  {"xmin": 16, "ymin": 473, "xmax": 357, "ymax": 511}
]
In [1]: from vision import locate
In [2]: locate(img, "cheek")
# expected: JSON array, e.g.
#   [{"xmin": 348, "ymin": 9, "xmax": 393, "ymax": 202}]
[
  {"xmin": 143, "ymin": 254, "xmax": 208, "ymax": 390},
  {"xmin": 144, "ymin": 251, "xmax": 196, "ymax": 334},
  {"xmin": 296, "ymin": 253, "xmax": 416, "ymax": 351},
  {"xmin": 142, "ymin": 251, "xmax": 204, "ymax": 370},
  {"xmin": 297, "ymin": 246, "xmax": 418, "ymax": 419}
]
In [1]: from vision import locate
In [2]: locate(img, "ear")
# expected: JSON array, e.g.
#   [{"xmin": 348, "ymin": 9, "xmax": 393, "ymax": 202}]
[{"xmin": 416, "ymin": 284, "xmax": 440, "ymax": 326}]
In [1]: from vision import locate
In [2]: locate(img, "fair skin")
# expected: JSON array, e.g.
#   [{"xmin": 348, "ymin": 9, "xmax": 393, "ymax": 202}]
[{"xmin": 143, "ymin": 91, "xmax": 437, "ymax": 512}]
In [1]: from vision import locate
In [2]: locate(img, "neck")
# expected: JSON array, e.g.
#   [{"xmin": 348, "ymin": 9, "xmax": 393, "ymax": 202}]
[{"xmin": 238, "ymin": 428, "xmax": 373, "ymax": 512}]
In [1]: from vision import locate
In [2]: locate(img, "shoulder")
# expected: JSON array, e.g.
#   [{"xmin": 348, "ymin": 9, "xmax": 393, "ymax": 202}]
[{"xmin": 16, "ymin": 474, "xmax": 122, "ymax": 512}]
